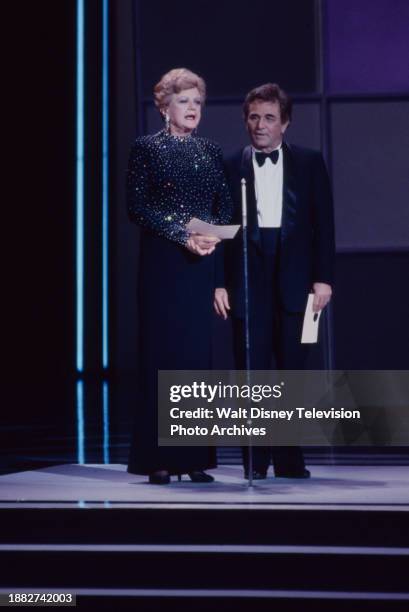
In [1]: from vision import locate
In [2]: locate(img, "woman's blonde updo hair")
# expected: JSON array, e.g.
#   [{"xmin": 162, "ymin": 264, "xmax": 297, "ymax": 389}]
[{"xmin": 154, "ymin": 68, "xmax": 206, "ymax": 113}]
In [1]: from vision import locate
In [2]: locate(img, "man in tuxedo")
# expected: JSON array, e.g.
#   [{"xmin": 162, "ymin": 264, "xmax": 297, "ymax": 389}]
[{"xmin": 214, "ymin": 83, "xmax": 335, "ymax": 479}]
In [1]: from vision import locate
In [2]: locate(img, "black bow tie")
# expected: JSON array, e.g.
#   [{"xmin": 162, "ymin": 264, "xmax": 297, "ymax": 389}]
[{"xmin": 255, "ymin": 150, "xmax": 279, "ymax": 167}]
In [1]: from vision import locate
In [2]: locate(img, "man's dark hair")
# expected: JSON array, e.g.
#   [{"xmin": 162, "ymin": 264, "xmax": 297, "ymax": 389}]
[{"xmin": 243, "ymin": 83, "xmax": 292, "ymax": 123}]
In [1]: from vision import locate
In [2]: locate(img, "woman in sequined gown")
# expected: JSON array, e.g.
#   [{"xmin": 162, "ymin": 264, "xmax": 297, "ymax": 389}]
[{"xmin": 126, "ymin": 68, "xmax": 232, "ymax": 484}]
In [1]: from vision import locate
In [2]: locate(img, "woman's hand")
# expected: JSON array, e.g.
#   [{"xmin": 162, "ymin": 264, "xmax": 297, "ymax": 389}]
[{"xmin": 185, "ymin": 233, "xmax": 220, "ymax": 256}]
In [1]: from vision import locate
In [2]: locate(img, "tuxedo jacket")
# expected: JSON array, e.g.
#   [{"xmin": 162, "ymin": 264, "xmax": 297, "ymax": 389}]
[{"xmin": 218, "ymin": 142, "xmax": 335, "ymax": 316}]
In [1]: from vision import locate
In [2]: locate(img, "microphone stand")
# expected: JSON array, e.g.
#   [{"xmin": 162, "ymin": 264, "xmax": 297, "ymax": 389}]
[{"xmin": 241, "ymin": 178, "xmax": 253, "ymax": 488}]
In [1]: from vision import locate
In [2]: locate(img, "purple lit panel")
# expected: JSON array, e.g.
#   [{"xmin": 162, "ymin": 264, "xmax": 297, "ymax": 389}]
[{"xmin": 327, "ymin": 0, "xmax": 409, "ymax": 93}]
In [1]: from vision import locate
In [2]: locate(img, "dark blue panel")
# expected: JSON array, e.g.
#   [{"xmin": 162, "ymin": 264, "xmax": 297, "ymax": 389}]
[
  {"xmin": 327, "ymin": 0, "xmax": 409, "ymax": 93},
  {"xmin": 140, "ymin": 0, "xmax": 317, "ymax": 96}
]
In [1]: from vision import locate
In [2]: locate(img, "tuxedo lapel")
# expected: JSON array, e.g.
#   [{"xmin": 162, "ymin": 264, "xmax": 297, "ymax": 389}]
[
  {"xmin": 240, "ymin": 146, "xmax": 260, "ymax": 246},
  {"xmin": 281, "ymin": 142, "xmax": 298, "ymax": 243}
]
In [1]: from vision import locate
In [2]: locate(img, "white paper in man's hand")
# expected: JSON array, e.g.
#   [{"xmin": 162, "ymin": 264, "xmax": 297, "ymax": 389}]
[
  {"xmin": 301, "ymin": 293, "xmax": 322, "ymax": 344},
  {"xmin": 186, "ymin": 218, "xmax": 240, "ymax": 240}
]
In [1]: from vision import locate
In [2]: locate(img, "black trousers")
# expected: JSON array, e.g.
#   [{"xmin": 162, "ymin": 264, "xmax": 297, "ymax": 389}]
[{"xmin": 233, "ymin": 229, "xmax": 309, "ymax": 475}]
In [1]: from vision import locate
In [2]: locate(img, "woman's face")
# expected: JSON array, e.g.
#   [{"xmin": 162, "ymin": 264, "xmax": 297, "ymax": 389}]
[{"xmin": 165, "ymin": 87, "xmax": 202, "ymax": 136}]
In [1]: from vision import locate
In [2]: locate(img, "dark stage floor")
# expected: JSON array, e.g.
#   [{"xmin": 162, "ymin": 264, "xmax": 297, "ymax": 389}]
[
  {"xmin": 1, "ymin": 463, "xmax": 409, "ymax": 506},
  {"xmin": 1, "ymin": 463, "xmax": 408, "ymax": 610}
]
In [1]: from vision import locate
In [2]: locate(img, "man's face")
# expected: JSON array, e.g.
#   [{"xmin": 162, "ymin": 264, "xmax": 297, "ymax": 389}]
[{"xmin": 246, "ymin": 100, "xmax": 289, "ymax": 152}]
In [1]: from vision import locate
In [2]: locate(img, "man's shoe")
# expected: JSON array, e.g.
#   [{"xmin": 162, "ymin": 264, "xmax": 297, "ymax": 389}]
[
  {"xmin": 275, "ymin": 468, "xmax": 311, "ymax": 479},
  {"xmin": 187, "ymin": 471, "xmax": 215, "ymax": 483},
  {"xmin": 244, "ymin": 470, "xmax": 267, "ymax": 480}
]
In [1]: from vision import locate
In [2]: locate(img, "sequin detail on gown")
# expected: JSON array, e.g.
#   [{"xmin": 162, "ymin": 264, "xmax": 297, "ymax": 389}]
[{"xmin": 127, "ymin": 130, "xmax": 233, "ymax": 243}]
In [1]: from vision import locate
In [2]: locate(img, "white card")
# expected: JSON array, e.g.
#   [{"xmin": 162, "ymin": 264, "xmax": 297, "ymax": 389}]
[
  {"xmin": 301, "ymin": 293, "xmax": 322, "ymax": 344},
  {"xmin": 186, "ymin": 217, "xmax": 240, "ymax": 240}
]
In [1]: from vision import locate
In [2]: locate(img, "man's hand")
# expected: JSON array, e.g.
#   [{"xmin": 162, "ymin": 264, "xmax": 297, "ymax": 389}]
[
  {"xmin": 214, "ymin": 288, "xmax": 230, "ymax": 319},
  {"xmin": 312, "ymin": 282, "xmax": 332, "ymax": 312},
  {"xmin": 185, "ymin": 233, "xmax": 220, "ymax": 256}
]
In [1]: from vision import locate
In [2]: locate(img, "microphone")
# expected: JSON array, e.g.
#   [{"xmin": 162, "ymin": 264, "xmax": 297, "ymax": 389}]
[{"xmin": 241, "ymin": 178, "xmax": 253, "ymax": 487}]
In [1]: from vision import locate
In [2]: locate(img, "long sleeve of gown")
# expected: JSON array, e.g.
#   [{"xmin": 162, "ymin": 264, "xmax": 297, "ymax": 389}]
[{"xmin": 127, "ymin": 139, "xmax": 189, "ymax": 246}]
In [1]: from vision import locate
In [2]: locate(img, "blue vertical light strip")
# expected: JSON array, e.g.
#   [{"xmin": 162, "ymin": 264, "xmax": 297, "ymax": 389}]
[
  {"xmin": 76, "ymin": 380, "xmax": 85, "ymax": 464},
  {"xmin": 102, "ymin": 0, "xmax": 109, "ymax": 369},
  {"xmin": 76, "ymin": 0, "xmax": 85, "ymax": 372},
  {"xmin": 102, "ymin": 381, "xmax": 110, "ymax": 464}
]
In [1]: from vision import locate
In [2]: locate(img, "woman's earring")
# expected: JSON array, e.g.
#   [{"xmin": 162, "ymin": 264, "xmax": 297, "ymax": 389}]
[{"xmin": 165, "ymin": 113, "xmax": 170, "ymax": 133}]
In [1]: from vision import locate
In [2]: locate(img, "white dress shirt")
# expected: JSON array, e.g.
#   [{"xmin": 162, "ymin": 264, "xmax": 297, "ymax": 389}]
[{"xmin": 252, "ymin": 145, "xmax": 283, "ymax": 228}]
